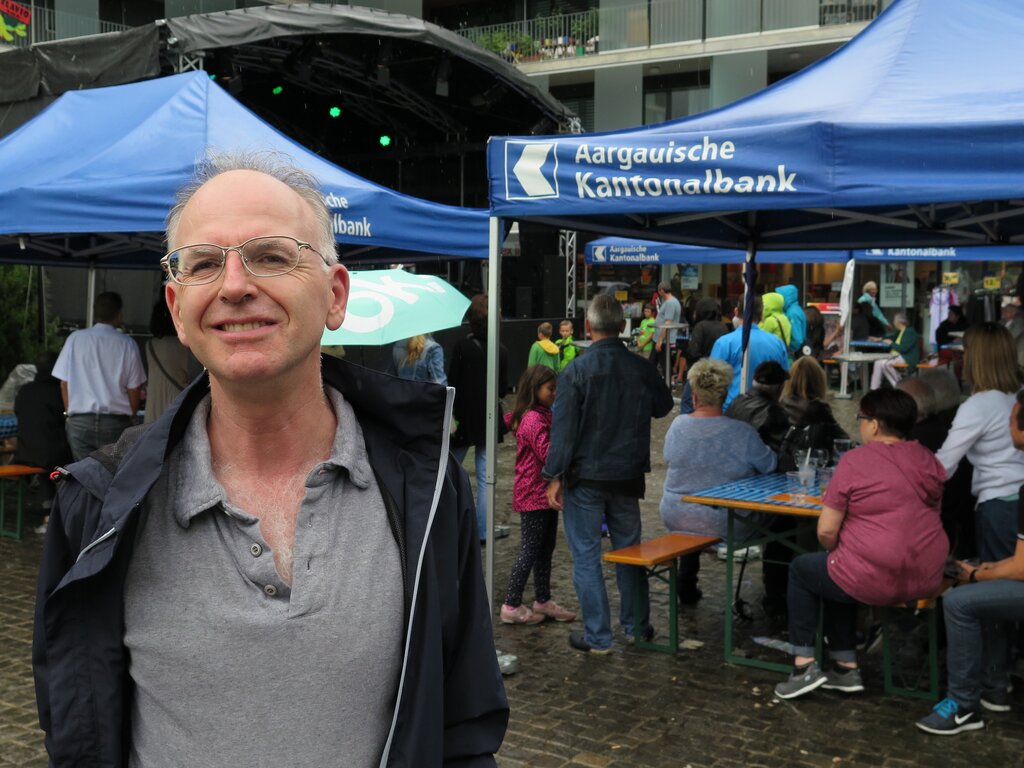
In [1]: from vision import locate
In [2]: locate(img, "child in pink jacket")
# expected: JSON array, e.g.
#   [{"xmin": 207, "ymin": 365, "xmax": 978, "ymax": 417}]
[{"xmin": 499, "ymin": 365, "xmax": 577, "ymax": 624}]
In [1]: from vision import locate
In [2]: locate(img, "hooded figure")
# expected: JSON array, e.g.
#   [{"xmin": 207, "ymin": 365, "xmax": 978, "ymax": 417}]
[
  {"xmin": 776, "ymin": 285, "xmax": 807, "ymax": 355},
  {"xmin": 685, "ymin": 297, "xmax": 728, "ymax": 368},
  {"xmin": 760, "ymin": 292, "xmax": 793, "ymax": 349}
]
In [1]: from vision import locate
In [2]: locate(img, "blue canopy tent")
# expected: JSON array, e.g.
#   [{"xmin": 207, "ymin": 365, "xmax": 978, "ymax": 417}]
[
  {"xmin": 476, "ymin": 0, "xmax": 1024, "ymax": 591},
  {"xmin": 0, "ymin": 71, "xmax": 490, "ymax": 269}
]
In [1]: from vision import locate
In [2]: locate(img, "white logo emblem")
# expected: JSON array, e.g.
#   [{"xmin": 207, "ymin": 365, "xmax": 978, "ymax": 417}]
[
  {"xmin": 593, "ymin": 245, "xmax": 607, "ymax": 262},
  {"xmin": 505, "ymin": 141, "xmax": 559, "ymax": 200},
  {"xmin": 954, "ymin": 713, "xmax": 972, "ymax": 725}
]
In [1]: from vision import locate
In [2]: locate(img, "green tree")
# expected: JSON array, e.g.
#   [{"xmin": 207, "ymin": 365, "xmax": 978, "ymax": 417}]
[{"xmin": 0, "ymin": 265, "xmax": 58, "ymax": 384}]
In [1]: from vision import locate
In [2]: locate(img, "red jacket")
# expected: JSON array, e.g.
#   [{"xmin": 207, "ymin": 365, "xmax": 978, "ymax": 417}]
[{"xmin": 504, "ymin": 406, "xmax": 552, "ymax": 513}]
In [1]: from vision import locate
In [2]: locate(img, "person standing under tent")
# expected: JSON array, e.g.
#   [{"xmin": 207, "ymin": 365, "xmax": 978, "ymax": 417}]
[
  {"xmin": 859, "ymin": 280, "xmax": 891, "ymax": 330},
  {"xmin": 654, "ymin": 282, "xmax": 682, "ymax": 378},
  {"xmin": 710, "ymin": 296, "xmax": 790, "ymax": 410},
  {"xmin": 778, "ymin": 284, "xmax": 807, "ymax": 356},
  {"xmin": 544, "ymin": 294, "xmax": 673, "ymax": 654}
]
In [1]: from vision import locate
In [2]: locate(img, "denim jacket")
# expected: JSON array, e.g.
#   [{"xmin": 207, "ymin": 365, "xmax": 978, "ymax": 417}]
[{"xmin": 543, "ymin": 337, "xmax": 673, "ymax": 484}]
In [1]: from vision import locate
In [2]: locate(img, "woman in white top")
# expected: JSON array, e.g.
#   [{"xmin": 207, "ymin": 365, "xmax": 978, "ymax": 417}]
[{"xmin": 936, "ymin": 321, "xmax": 1024, "ymax": 562}]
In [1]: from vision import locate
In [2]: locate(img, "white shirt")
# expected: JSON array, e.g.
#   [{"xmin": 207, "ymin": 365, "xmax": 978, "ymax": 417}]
[
  {"xmin": 936, "ymin": 389, "xmax": 1024, "ymax": 504},
  {"xmin": 53, "ymin": 323, "xmax": 146, "ymax": 416}
]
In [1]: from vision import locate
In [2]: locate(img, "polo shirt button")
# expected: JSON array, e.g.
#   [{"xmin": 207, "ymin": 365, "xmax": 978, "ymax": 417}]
[
  {"xmin": 264, "ymin": 584, "xmax": 278, "ymax": 597},
  {"xmin": 250, "ymin": 543, "xmax": 262, "ymax": 557}
]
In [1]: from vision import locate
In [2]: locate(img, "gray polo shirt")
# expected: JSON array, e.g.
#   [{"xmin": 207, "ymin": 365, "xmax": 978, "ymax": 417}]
[{"xmin": 124, "ymin": 390, "xmax": 403, "ymax": 767}]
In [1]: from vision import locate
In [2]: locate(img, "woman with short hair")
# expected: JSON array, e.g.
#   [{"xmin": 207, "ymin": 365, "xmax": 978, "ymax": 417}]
[
  {"xmin": 660, "ymin": 358, "xmax": 776, "ymax": 602},
  {"xmin": 775, "ymin": 388, "xmax": 948, "ymax": 700}
]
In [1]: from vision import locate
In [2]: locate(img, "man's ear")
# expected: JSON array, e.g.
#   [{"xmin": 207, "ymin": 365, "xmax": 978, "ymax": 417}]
[
  {"xmin": 324, "ymin": 264, "xmax": 349, "ymax": 331},
  {"xmin": 164, "ymin": 284, "xmax": 189, "ymax": 347}
]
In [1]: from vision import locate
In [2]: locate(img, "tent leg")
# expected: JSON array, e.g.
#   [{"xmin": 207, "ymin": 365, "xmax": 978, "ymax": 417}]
[{"xmin": 484, "ymin": 217, "xmax": 502, "ymax": 613}]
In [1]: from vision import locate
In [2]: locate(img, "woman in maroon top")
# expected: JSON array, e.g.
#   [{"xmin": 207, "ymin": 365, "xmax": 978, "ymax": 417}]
[
  {"xmin": 775, "ymin": 388, "xmax": 948, "ymax": 700},
  {"xmin": 499, "ymin": 365, "xmax": 577, "ymax": 625}
]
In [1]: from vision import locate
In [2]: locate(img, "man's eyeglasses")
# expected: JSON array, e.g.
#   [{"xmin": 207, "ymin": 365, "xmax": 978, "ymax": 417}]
[{"xmin": 161, "ymin": 235, "xmax": 328, "ymax": 286}]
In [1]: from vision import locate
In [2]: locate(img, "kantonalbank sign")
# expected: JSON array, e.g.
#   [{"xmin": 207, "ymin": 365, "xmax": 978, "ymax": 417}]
[
  {"xmin": 502, "ymin": 135, "xmax": 798, "ymax": 203},
  {"xmin": 323, "ymin": 191, "xmax": 374, "ymax": 239}
]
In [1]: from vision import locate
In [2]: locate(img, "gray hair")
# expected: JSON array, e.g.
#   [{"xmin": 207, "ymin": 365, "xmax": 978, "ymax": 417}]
[
  {"xmin": 898, "ymin": 377, "xmax": 935, "ymax": 419},
  {"xmin": 893, "ymin": 312, "xmax": 908, "ymax": 326},
  {"xmin": 687, "ymin": 358, "xmax": 733, "ymax": 408},
  {"xmin": 657, "ymin": 281, "xmax": 672, "ymax": 294},
  {"xmin": 918, "ymin": 369, "xmax": 963, "ymax": 412},
  {"xmin": 587, "ymin": 294, "xmax": 625, "ymax": 335},
  {"xmin": 165, "ymin": 150, "xmax": 338, "ymax": 264}
]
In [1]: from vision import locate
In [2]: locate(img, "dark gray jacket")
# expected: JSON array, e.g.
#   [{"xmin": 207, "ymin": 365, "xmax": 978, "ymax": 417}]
[
  {"xmin": 33, "ymin": 356, "xmax": 508, "ymax": 767},
  {"xmin": 543, "ymin": 337, "xmax": 673, "ymax": 484}
]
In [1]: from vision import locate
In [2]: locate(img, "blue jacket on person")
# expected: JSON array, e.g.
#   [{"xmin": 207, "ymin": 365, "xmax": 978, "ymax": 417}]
[
  {"xmin": 710, "ymin": 324, "xmax": 790, "ymax": 409},
  {"xmin": 543, "ymin": 337, "xmax": 673, "ymax": 484},
  {"xmin": 32, "ymin": 355, "xmax": 508, "ymax": 767},
  {"xmin": 777, "ymin": 285, "xmax": 807, "ymax": 354}
]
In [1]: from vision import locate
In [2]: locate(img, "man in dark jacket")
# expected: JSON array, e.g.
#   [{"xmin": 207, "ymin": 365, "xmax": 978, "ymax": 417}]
[
  {"xmin": 544, "ymin": 294, "xmax": 674, "ymax": 653},
  {"xmin": 33, "ymin": 153, "xmax": 507, "ymax": 767}
]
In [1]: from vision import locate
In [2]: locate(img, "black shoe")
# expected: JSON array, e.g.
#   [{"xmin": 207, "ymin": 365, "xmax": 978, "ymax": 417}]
[
  {"xmin": 677, "ymin": 587, "xmax": 702, "ymax": 606},
  {"xmin": 568, "ymin": 630, "xmax": 612, "ymax": 655}
]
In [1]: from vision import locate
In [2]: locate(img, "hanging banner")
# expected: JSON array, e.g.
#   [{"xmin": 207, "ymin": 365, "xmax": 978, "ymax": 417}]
[
  {"xmin": 0, "ymin": 0, "xmax": 30, "ymax": 24},
  {"xmin": 681, "ymin": 264, "xmax": 700, "ymax": 289}
]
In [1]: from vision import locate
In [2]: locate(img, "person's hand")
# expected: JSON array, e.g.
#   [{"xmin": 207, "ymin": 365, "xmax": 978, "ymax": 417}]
[
  {"xmin": 955, "ymin": 560, "xmax": 985, "ymax": 584},
  {"xmin": 546, "ymin": 479, "xmax": 563, "ymax": 511},
  {"xmin": 655, "ymin": 341, "xmax": 663, "ymax": 353}
]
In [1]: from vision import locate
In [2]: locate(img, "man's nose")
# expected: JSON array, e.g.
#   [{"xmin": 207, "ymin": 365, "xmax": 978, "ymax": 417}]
[{"xmin": 218, "ymin": 250, "xmax": 255, "ymax": 300}]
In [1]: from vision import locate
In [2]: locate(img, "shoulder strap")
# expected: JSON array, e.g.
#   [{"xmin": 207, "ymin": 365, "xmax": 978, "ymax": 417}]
[{"xmin": 147, "ymin": 340, "xmax": 187, "ymax": 392}]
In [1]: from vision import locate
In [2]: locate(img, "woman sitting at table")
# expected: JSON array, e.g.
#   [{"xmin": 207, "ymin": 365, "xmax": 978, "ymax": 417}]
[
  {"xmin": 774, "ymin": 389, "xmax": 948, "ymax": 700},
  {"xmin": 779, "ymin": 356, "xmax": 849, "ymax": 471},
  {"xmin": 660, "ymin": 358, "xmax": 777, "ymax": 603},
  {"xmin": 869, "ymin": 312, "xmax": 920, "ymax": 389}
]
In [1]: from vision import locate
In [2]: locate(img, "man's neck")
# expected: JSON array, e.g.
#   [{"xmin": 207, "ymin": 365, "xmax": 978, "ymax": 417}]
[{"xmin": 207, "ymin": 368, "xmax": 337, "ymax": 478}]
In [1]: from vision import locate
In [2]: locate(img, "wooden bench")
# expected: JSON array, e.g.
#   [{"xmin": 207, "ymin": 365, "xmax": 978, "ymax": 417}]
[
  {"xmin": 603, "ymin": 533, "xmax": 720, "ymax": 653},
  {"xmin": 879, "ymin": 594, "xmax": 943, "ymax": 701},
  {"xmin": 0, "ymin": 464, "xmax": 45, "ymax": 540},
  {"xmin": 893, "ymin": 357, "xmax": 948, "ymax": 373}
]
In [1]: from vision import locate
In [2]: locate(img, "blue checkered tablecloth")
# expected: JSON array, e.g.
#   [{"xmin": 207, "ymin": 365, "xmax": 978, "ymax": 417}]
[
  {"xmin": 0, "ymin": 415, "xmax": 16, "ymax": 439},
  {"xmin": 687, "ymin": 473, "xmax": 821, "ymax": 510}
]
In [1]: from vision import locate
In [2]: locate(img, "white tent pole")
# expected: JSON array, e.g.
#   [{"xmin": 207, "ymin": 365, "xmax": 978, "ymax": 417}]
[
  {"xmin": 86, "ymin": 265, "xmax": 96, "ymax": 327},
  {"xmin": 484, "ymin": 216, "xmax": 502, "ymax": 611},
  {"xmin": 739, "ymin": 242, "xmax": 755, "ymax": 396},
  {"xmin": 837, "ymin": 256, "xmax": 856, "ymax": 398}
]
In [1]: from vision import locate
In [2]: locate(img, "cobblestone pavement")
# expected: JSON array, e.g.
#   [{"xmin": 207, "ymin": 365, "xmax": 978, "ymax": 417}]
[{"xmin": 2, "ymin": 392, "xmax": 1022, "ymax": 766}]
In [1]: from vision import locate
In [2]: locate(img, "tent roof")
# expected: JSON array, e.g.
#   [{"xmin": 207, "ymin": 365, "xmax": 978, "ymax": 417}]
[
  {"xmin": 584, "ymin": 238, "xmax": 1024, "ymax": 265},
  {"xmin": 0, "ymin": 71, "xmax": 489, "ymax": 267},
  {"xmin": 488, "ymin": 0, "xmax": 1024, "ymax": 251}
]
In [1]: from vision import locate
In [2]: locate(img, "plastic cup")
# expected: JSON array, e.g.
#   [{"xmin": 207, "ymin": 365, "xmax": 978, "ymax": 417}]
[
  {"xmin": 817, "ymin": 467, "xmax": 833, "ymax": 493},
  {"xmin": 833, "ymin": 438, "xmax": 852, "ymax": 462},
  {"xmin": 798, "ymin": 465, "xmax": 815, "ymax": 488}
]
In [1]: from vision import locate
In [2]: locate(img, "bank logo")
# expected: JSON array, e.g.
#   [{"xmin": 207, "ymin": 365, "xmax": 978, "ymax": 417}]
[
  {"xmin": 864, "ymin": 249, "xmax": 885, "ymax": 257},
  {"xmin": 592, "ymin": 245, "xmax": 607, "ymax": 262},
  {"xmin": 505, "ymin": 141, "xmax": 559, "ymax": 200}
]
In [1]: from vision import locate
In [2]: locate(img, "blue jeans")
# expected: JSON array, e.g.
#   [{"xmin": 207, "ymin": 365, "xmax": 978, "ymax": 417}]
[
  {"xmin": 787, "ymin": 551, "xmax": 859, "ymax": 662},
  {"xmin": 679, "ymin": 382, "xmax": 694, "ymax": 415},
  {"xmin": 562, "ymin": 483, "xmax": 649, "ymax": 650},
  {"xmin": 975, "ymin": 497, "xmax": 1018, "ymax": 562},
  {"xmin": 453, "ymin": 444, "xmax": 487, "ymax": 540},
  {"xmin": 65, "ymin": 413, "xmax": 132, "ymax": 462},
  {"xmin": 944, "ymin": 580, "xmax": 1024, "ymax": 710}
]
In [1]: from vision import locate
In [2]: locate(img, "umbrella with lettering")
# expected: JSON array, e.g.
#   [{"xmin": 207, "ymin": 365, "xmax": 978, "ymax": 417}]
[{"xmin": 320, "ymin": 267, "xmax": 470, "ymax": 346}]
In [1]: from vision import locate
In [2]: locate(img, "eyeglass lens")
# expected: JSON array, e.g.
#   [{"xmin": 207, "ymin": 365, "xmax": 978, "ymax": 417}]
[{"xmin": 167, "ymin": 237, "xmax": 303, "ymax": 284}]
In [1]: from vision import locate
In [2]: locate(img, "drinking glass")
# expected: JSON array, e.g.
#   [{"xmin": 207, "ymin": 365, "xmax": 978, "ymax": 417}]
[{"xmin": 833, "ymin": 438, "xmax": 853, "ymax": 463}]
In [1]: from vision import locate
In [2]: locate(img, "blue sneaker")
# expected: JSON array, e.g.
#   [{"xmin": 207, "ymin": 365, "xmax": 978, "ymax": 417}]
[{"xmin": 916, "ymin": 698, "xmax": 985, "ymax": 735}]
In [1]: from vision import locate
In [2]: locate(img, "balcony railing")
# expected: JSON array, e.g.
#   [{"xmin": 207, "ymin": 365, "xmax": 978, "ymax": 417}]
[
  {"xmin": 3, "ymin": 6, "xmax": 128, "ymax": 48},
  {"xmin": 456, "ymin": 0, "xmax": 889, "ymax": 63}
]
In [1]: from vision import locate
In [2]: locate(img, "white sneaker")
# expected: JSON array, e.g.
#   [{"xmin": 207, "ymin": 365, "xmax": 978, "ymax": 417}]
[{"xmin": 717, "ymin": 544, "xmax": 761, "ymax": 561}]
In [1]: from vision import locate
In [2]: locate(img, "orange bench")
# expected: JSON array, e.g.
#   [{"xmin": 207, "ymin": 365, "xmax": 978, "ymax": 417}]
[
  {"xmin": 604, "ymin": 533, "xmax": 720, "ymax": 653},
  {"xmin": 0, "ymin": 464, "xmax": 45, "ymax": 539},
  {"xmin": 893, "ymin": 357, "xmax": 948, "ymax": 372},
  {"xmin": 880, "ymin": 593, "xmax": 944, "ymax": 701}
]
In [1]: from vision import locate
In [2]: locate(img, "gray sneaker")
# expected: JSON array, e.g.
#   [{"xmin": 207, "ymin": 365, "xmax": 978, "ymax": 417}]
[
  {"xmin": 821, "ymin": 665, "xmax": 865, "ymax": 693},
  {"xmin": 774, "ymin": 662, "xmax": 828, "ymax": 700}
]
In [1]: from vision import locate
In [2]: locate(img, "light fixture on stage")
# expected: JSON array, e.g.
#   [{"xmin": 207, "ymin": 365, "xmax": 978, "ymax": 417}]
[
  {"xmin": 330, "ymin": 106, "xmax": 342, "ymax": 118},
  {"xmin": 379, "ymin": 135, "xmax": 392, "ymax": 147},
  {"xmin": 435, "ymin": 55, "xmax": 451, "ymax": 97},
  {"xmin": 375, "ymin": 41, "xmax": 392, "ymax": 86},
  {"xmin": 272, "ymin": 85, "xmax": 283, "ymax": 95}
]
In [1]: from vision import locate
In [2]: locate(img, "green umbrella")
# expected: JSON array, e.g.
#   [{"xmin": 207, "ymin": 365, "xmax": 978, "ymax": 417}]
[{"xmin": 321, "ymin": 267, "xmax": 471, "ymax": 346}]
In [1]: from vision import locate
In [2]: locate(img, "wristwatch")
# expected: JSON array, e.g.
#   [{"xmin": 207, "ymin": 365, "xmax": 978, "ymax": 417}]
[{"xmin": 969, "ymin": 568, "xmax": 978, "ymax": 583}]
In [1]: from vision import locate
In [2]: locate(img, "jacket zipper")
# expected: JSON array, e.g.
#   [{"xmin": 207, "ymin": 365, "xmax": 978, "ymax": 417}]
[{"xmin": 377, "ymin": 386, "xmax": 455, "ymax": 767}]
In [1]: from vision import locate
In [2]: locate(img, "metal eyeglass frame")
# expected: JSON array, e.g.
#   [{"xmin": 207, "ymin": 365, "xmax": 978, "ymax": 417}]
[{"xmin": 160, "ymin": 235, "xmax": 328, "ymax": 286}]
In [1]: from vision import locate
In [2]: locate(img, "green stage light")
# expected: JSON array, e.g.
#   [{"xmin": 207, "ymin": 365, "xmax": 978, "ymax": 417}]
[
  {"xmin": 209, "ymin": 74, "xmax": 217, "ymax": 80},
  {"xmin": 379, "ymin": 134, "xmax": 392, "ymax": 147},
  {"xmin": 272, "ymin": 85, "xmax": 283, "ymax": 95},
  {"xmin": 329, "ymin": 106, "xmax": 342, "ymax": 118}
]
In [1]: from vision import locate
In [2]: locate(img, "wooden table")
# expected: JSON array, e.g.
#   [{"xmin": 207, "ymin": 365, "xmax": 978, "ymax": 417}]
[{"xmin": 683, "ymin": 473, "xmax": 823, "ymax": 673}]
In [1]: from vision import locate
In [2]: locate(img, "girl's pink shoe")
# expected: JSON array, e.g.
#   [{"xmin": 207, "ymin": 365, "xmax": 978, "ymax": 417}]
[
  {"xmin": 500, "ymin": 604, "xmax": 545, "ymax": 625},
  {"xmin": 532, "ymin": 600, "xmax": 576, "ymax": 622}
]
